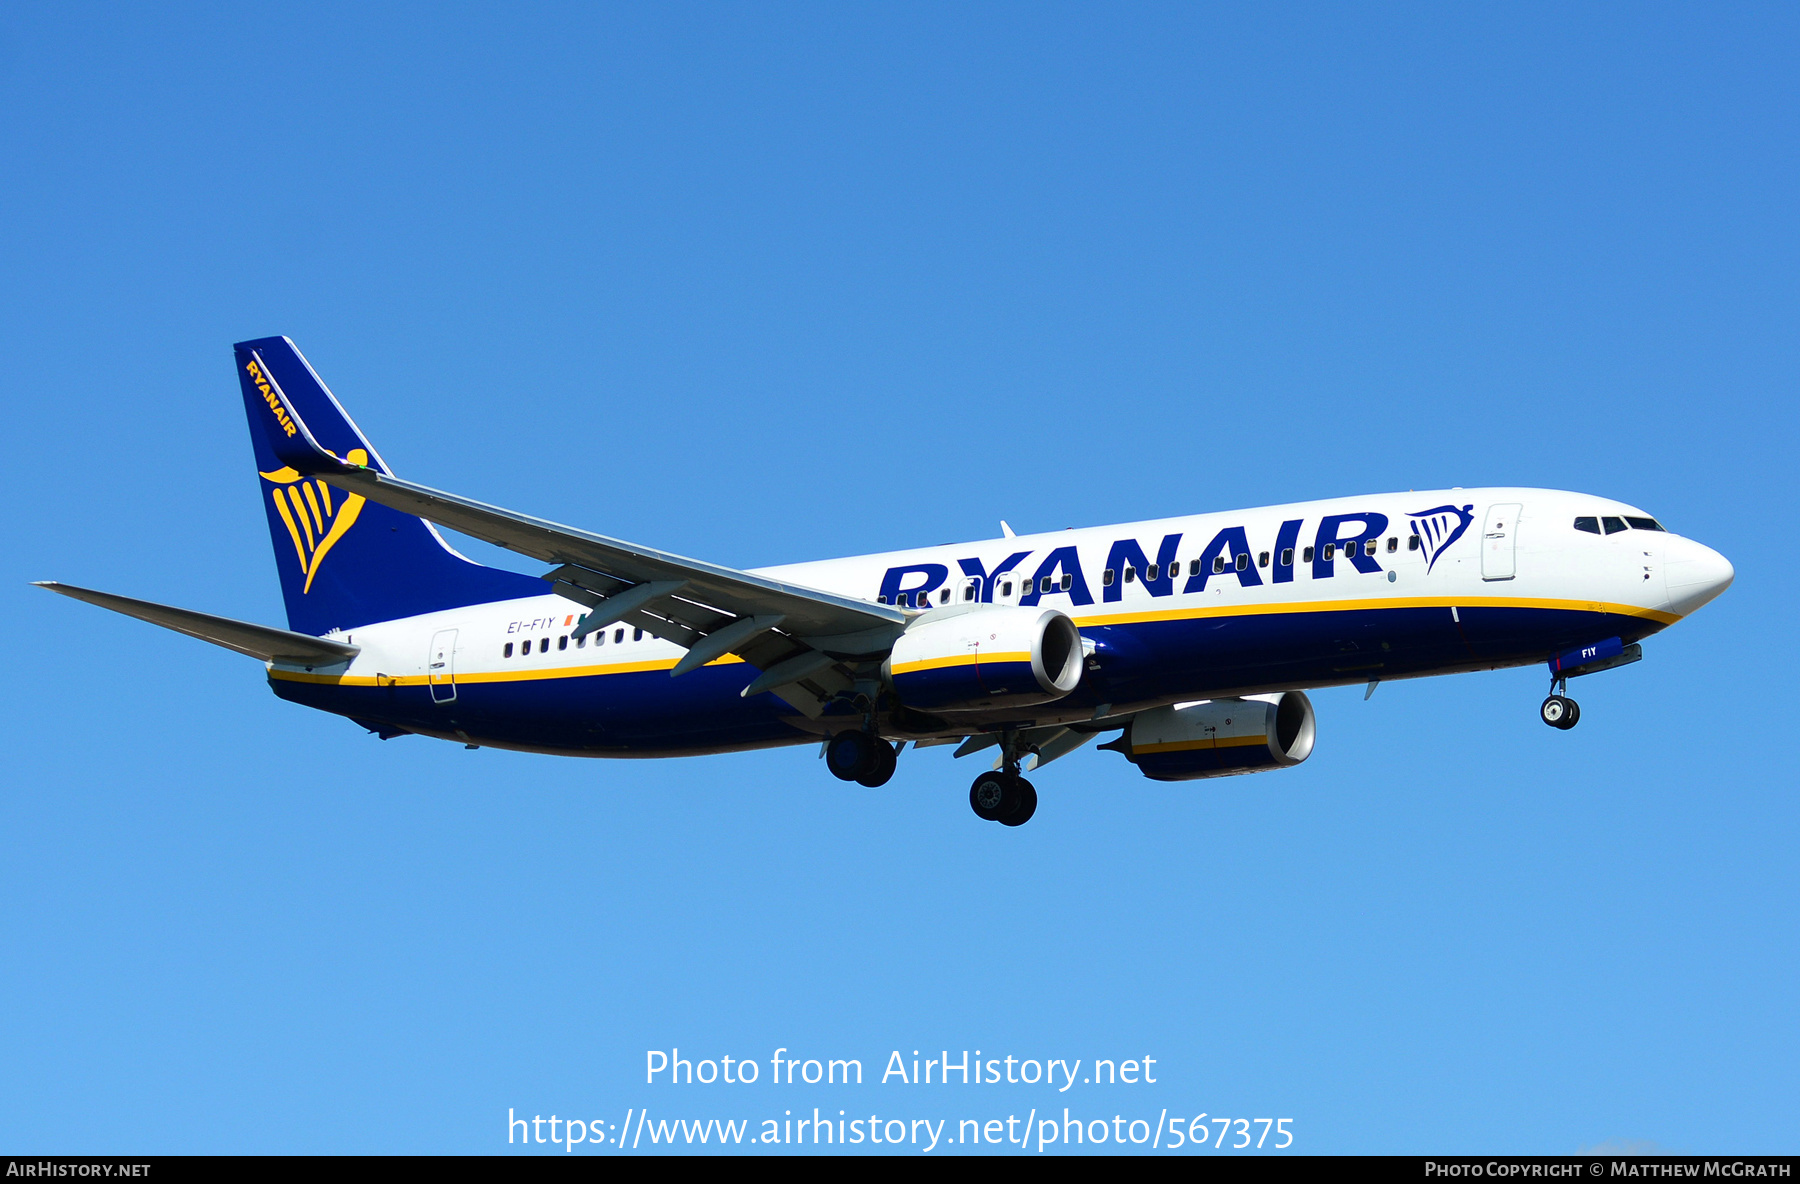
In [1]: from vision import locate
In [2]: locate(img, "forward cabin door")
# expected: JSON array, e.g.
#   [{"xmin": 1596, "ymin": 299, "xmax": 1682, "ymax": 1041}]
[
  {"xmin": 428, "ymin": 628, "xmax": 458, "ymax": 702},
  {"xmin": 1481, "ymin": 504, "xmax": 1522, "ymax": 581}
]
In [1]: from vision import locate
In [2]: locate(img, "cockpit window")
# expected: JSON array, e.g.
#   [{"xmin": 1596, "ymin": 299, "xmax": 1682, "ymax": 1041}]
[
  {"xmin": 1574, "ymin": 516, "xmax": 1601, "ymax": 534},
  {"xmin": 1602, "ymin": 516, "xmax": 1627, "ymax": 535},
  {"xmin": 1625, "ymin": 517, "xmax": 1665, "ymax": 531}
]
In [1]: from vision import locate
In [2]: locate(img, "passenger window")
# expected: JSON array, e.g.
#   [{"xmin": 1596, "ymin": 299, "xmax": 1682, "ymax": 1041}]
[
  {"xmin": 504, "ymin": 642, "xmax": 513, "ymax": 658},
  {"xmin": 1235, "ymin": 553, "xmax": 1249, "ymax": 571},
  {"xmin": 1060, "ymin": 573, "xmax": 1072, "ymax": 591},
  {"xmin": 877, "ymin": 595, "xmax": 888, "ymax": 604},
  {"xmin": 939, "ymin": 587, "xmax": 950, "ymax": 604},
  {"xmin": 595, "ymin": 630, "xmax": 605, "ymax": 646},
  {"xmin": 1602, "ymin": 516, "xmax": 1627, "ymax": 535},
  {"xmin": 1188, "ymin": 559, "xmax": 1201, "ymax": 576},
  {"xmin": 1625, "ymin": 517, "xmax": 1665, "ymax": 531},
  {"xmin": 633, "ymin": 628, "xmax": 644, "ymax": 641},
  {"xmin": 576, "ymin": 634, "xmax": 585, "ymax": 648},
  {"xmin": 1040, "ymin": 576, "xmax": 1052, "ymax": 593},
  {"xmin": 963, "ymin": 579, "xmax": 978, "ymax": 602},
  {"xmin": 1258, "ymin": 551, "xmax": 1270, "ymax": 568},
  {"xmin": 558, "ymin": 636, "xmax": 568, "ymax": 651},
  {"xmin": 1303, "ymin": 546, "xmax": 1314, "ymax": 563},
  {"xmin": 1000, "ymin": 581, "xmax": 1013, "ymax": 598},
  {"xmin": 1212, "ymin": 555, "xmax": 1225, "ymax": 574},
  {"xmin": 1573, "ymin": 516, "xmax": 1601, "ymax": 534},
  {"xmin": 1102, "ymin": 569, "xmax": 1115, "ymax": 587},
  {"xmin": 1408, "ymin": 534, "xmax": 1421, "ymax": 551},
  {"xmin": 1281, "ymin": 547, "xmax": 1294, "ymax": 566},
  {"xmin": 539, "ymin": 638, "xmax": 549, "ymax": 653},
  {"xmin": 1145, "ymin": 565, "xmax": 1159, "ymax": 582},
  {"xmin": 1123, "ymin": 567, "xmax": 1136, "ymax": 584},
  {"xmin": 1386, "ymin": 537, "xmax": 1397, "ymax": 553},
  {"xmin": 614, "ymin": 628, "xmax": 624, "ymax": 643},
  {"xmin": 1323, "ymin": 543, "xmax": 1335, "ymax": 561}
]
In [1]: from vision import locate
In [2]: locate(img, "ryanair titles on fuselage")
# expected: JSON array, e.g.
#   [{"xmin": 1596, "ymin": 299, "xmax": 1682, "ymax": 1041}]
[{"xmin": 875, "ymin": 504, "xmax": 1477, "ymax": 608}]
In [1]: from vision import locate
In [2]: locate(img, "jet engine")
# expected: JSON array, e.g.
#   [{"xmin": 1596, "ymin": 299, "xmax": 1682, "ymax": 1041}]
[
  {"xmin": 884, "ymin": 605, "xmax": 1084, "ymax": 713},
  {"xmin": 1104, "ymin": 692, "xmax": 1316, "ymax": 781}
]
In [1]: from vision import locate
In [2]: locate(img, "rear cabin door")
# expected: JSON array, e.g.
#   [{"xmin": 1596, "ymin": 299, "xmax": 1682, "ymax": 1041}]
[
  {"xmin": 1481, "ymin": 504, "xmax": 1522, "ymax": 581},
  {"xmin": 428, "ymin": 628, "xmax": 458, "ymax": 702}
]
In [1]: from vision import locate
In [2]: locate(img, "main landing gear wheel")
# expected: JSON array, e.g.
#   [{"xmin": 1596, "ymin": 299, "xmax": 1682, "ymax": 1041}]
[
  {"xmin": 827, "ymin": 730, "xmax": 897, "ymax": 786},
  {"xmin": 856, "ymin": 739, "xmax": 898, "ymax": 788},
  {"xmin": 1540, "ymin": 695, "xmax": 1580, "ymax": 730},
  {"xmin": 999, "ymin": 780, "xmax": 1038, "ymax": 827},
  {"xmin": 969, "ymin": 772, "xmax": 1037, "ymax": 826}
]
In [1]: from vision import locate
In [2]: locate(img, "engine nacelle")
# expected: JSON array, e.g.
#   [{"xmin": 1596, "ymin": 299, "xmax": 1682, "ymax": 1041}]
[
  {"xmin": 1108, "ymin": 692, "xmax": 1316, "ymax": 781},
  {"xmin": 884, "ymin": 605, "xmax": 1084, "ymax": 713}
]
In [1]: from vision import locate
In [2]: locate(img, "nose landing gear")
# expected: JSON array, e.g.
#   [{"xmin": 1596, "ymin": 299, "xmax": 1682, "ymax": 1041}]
[{"xmin": 1540, "ymin": 676, "xmax": 1580, "ymax": 730}]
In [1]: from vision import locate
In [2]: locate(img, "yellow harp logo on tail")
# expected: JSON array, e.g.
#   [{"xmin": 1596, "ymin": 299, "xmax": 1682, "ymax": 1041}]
[{"xmin": 259, "ymin": 451, "xmax": 368, "ymax": 593}]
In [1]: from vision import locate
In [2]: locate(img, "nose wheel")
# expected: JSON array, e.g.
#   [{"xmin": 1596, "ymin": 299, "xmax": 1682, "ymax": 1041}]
[
  {"xmin": 969, "ymin": 771, "xmax": 1038, "ymax": 826},
  {"xmin": 1540, "ymin": 694, "xmax": 1580, "ymax": 730}
]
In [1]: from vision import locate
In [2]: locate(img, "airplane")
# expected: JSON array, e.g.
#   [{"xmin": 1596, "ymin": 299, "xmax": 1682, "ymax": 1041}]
[{"xmin": 37, "ymin": 337, "xmax": 1734, "ymax": 827}]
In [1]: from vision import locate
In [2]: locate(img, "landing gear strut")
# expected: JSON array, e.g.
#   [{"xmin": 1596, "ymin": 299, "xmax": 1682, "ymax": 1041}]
[
  {"xmin": 1540, "ymin": 677, "xmax": 1580, "ymax": 730},
  {"xmin": 967, "ymin": 727, "xmax": 1038, "ymax": 825},
  {"xmin": 825, "ymin": 729, "xmax": 897, "ymax": 787}
]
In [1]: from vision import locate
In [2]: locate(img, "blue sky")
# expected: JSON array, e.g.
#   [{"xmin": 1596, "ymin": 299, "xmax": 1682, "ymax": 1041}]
[{"xmin": 2, "ymin": 3, "xmax": 1794, "ymax": 1154}]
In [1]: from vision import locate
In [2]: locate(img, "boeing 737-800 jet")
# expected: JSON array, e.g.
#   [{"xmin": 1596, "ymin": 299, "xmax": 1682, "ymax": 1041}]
[{"xmin": 38, "ymin": 337, "xmax": 1734, "ymax": 826}]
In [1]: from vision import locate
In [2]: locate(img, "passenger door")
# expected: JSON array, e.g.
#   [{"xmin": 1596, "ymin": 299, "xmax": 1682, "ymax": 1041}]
[
  {"xmin": 428, "ymin": 628, "xmax": 458, "ymax": 702},
  {"xmin": 1481, "ymin": 504, "xmax": 1522, "ymax": 581}
]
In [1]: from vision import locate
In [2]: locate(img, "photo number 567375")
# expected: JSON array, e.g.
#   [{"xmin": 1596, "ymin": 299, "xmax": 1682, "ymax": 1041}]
[{"xmin": 1168, "ymin": 1116, "xmax": 1293, "ymax": 1150}]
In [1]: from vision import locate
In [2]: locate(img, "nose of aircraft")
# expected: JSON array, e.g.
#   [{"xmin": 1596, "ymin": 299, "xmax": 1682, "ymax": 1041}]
[{"xmin": 1663, "ymin": 535, "xmax": 1735, "ymax": 616}]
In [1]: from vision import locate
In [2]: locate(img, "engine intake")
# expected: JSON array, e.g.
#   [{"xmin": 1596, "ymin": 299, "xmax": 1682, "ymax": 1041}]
[
  {"xmin": 1108, "ymin": 692, "xmax": 1315, "ymax": 781},
  {"xmin": 884, "ymin": 606, "xmax": 1084, "ymax": 713}
]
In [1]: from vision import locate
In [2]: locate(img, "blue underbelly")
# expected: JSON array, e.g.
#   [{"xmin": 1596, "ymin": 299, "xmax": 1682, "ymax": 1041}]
[{"xmin": 272, "ymin": 604, "xmax": 1663, "ymax": 754}]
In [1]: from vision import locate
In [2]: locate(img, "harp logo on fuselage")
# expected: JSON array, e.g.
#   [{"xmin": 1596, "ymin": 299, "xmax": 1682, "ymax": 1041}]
[{"xmin": 1406, "ymin": 504, "xmax": 1475, "ymax": 573}]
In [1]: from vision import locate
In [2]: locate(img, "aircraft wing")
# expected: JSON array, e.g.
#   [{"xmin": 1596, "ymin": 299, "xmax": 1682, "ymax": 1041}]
[
  {"xmin": 255, "ymin": 362, "xmax": 905, "ymax": 715},
  {"xmin": 34, "ymin": 581, "xmax": 360, "ymax": 666}
]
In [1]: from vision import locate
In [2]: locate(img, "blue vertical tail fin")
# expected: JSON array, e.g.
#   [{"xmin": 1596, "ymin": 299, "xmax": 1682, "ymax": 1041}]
[{"xmin": 235, "ymin": 336, "xmax": 543, "ymax": 634}]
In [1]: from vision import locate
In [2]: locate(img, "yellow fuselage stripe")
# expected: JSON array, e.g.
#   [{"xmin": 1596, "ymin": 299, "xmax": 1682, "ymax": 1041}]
[
  {"xmin": 272, "ymin": 653, "xmax": 746, "ymax": 686},
  {"xmin": 269, "ymin": 594, "xmax": 1674, "ymax": 686},
  {"xmin": 1072, "ymin": 593, "xmax": 1678, "ymax": 629}
]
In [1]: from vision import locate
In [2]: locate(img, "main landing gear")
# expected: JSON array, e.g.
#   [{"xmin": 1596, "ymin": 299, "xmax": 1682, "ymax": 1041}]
[
  {"xmin": 966, "ymin": 727, "xmax": 1037, "ymax": 826},
  {"xmin": 1540, "ymin": 677, "xmax": 1581, "ymax": 730},
  {"xmin": 826, "ymin": 724, "xmax": 1040, "ymax": 826},
  {"xmin": 825, "ymin": 729, "xmax": 897, "ymax": 787},
  {"xmin": 969, "ymin": 770, "xmax": 1037, "ymax": 827}
]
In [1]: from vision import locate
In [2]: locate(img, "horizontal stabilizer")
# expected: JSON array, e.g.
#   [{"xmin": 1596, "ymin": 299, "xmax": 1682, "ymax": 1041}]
[{"xmin": 33, "ymin": 582, "xmax": 360, "ymax": 665}]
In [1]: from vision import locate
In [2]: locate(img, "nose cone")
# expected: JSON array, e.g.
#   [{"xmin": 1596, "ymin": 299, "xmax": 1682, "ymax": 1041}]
[{"xmin": 1663, "ymin": 536, "xmax": 1735, "ymax": 616}]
